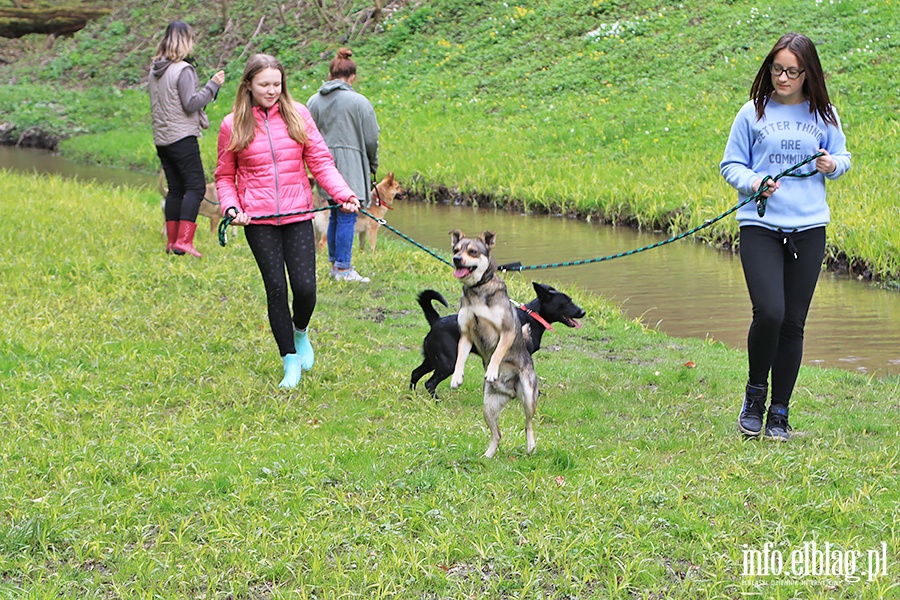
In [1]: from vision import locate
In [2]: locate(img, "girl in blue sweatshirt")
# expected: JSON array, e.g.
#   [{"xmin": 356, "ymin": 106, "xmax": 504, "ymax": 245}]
[{"xmin": 720, "ymin": 33, "xmax": 851, "ymax": 441}]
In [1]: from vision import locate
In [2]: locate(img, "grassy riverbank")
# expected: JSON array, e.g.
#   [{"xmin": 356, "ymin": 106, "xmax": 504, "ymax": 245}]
[
  {"xmin": 1, "ymin": 0, "xmax": 899, "ymax": 282},
  {"xmin": 2, "ymin": 171, "xmax": 899, "ymax": 597}
]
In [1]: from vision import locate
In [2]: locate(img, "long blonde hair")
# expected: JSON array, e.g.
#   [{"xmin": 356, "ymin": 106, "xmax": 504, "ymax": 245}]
[
  {"xmin": 152, "ymin": 21, "xmax": 194, "ymax": 62},
  {"xmin": 228, "ymin": 54, "xmax": 308, "ymax": 152}
]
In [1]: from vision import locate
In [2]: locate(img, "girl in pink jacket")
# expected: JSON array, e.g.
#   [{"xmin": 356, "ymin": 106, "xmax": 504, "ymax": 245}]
[{"xmin": 216, "ymin": 53, "xmax": 359, "ymax": 389}]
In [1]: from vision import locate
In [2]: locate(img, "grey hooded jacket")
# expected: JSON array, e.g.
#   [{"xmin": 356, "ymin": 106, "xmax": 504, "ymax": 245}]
[
  {"xmin": 148, "ymin": 58, "xmax": 220, "ymax": 147},
  {"xmin": 307, "ymin": 80, "xmax": 380, "ymax": 206}
]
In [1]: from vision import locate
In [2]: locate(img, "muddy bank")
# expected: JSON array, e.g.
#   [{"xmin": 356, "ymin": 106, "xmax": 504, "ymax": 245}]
[
  {"xmin": 0, "ymin": 123, "xmax": 61, "ymax": 150},
  {"xmin": 404, "ymin": 173, "xmax": 888, "ymax": 285}
]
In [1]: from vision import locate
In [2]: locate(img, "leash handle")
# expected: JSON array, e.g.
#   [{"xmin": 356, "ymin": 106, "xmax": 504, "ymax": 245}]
[
  {"xmin": 755, "ymin": 151, "xmax": 822, "ymax": 217},
  {"xmin": 218, "ymin": 214, "xmax": 234, "ymax": 246},
  {"xmin": 498, "ymin": 261, "xmax": 523, "ymax": 273},
  {"xmin": 217, "ymin": 206, "xmax": 332, "ymax": 246},
  {"xmin": 756, "ymin": 176, "xmax": 773, "ymax": 217}
]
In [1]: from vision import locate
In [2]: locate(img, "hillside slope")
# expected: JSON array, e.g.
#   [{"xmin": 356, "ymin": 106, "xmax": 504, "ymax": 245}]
[{"xmin": 1, "ymin": 0, "xmax": 898, "ymax": 280}]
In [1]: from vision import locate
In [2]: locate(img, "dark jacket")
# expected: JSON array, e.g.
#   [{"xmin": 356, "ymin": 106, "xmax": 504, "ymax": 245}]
[{"xmin": 307, "ymin": 79, "xmax": 379, "ymax": 206}]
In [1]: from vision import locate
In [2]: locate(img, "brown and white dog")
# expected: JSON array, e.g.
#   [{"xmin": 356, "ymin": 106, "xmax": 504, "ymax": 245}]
[
  {"xmin": 311, "ymin": 172, "xmax": 404, "ymax": 251},
  {"xmin": 449, "ymin": 229, "xmax": 540, "ymax": 458}
]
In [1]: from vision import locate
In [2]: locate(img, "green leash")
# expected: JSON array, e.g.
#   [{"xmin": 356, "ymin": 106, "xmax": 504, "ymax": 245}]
[
  {"xmin": 217, "ymin": 200, "xmax": 454, "ymax": 267},
  {"xmin": 497, "ymin": 152, "xmax": 824, "ymax": 273},
  {"xmin": 217, "ymin": 205, "xmax": 332, "ymax": 246},
  {"xmin": 216, "ymin": 152, "xmax": 823, "ymax": 272},
  {"xmin": 358, "ymin": 208, "xmax": 454, "ymax": 267}
]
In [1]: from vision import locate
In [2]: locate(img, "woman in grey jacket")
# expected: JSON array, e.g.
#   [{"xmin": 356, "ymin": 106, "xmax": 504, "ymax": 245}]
[
  {"xmin": 149, "ymin": 21, "xmax": 224, "ymax": 257},
  {"xmin": 307, "ymin": 48, "xmax": 380, "ymax": 282}
]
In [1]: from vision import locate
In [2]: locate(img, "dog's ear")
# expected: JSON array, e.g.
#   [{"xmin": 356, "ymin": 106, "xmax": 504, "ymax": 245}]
[
  {"xmin": 533, "ymin": 282, "xmax": 554, "ymax": 300},
  {"xmin": 386, "ymin": 172, "xmax": 394, "ymax": 182},
  {"xmin": 481, "ymin": 231, "xmax": 496, "ymax": 248},
  {"xmin": 450, "ymin": 229, "xmax": 465, "ymax": 246}
]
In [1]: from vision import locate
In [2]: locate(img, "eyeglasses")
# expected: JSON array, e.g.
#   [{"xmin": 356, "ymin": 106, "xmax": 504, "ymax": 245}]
[{"xmin": 770, "ymin": 64, "xmax": 804, "ymax": 79}]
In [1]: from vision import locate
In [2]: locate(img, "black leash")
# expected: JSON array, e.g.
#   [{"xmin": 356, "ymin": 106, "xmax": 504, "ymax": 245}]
[
  {"xmin": 216, "ymin": 153, "xmax": 823, "ymax": 272},
  {"xmin": 358, "ymin": 208, "xmax": 453, "ymax": 267},
  {"xmin": 216, "ymin": 202, "xmax": 453, "ymax": 266},
  {"xmin": 217, "ymin": 205, "xmax": 332, "ymax": 246},
  {"xmin": 497, "ymin": 152, "xmax": 823, "ymax": 273}
]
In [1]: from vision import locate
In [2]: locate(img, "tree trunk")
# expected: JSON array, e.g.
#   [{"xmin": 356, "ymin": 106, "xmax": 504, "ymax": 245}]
[{"xmin": 0, "ymin": 6, "xmax": 112, "ymax": 38}]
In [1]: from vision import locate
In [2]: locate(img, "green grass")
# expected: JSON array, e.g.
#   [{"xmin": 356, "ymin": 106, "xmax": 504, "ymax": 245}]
[
  {"xmin": 2, "ymin": 0, "xmax": 899, "ymax": 281},
  {"xmin": 2, "ymin": 170, "xmax": 899, "ymax": 597}
]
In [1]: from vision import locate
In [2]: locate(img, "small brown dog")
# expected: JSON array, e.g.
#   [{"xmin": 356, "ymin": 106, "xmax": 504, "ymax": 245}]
[
  {"xmin": 449, "ymin": 229, "xmax": 540, "ymax": 458},
  {"xmin": 311, "ymin": 172, "xmax": 404, "ymax": 251},
  {"xmin": 158, "ymin": 170, "xmax": 228, "ymax": 236}
]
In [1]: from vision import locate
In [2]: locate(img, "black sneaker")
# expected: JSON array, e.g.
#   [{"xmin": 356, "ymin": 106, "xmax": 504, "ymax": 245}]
[
  {"xmin": 738, "ymin": 383, "xmax": 767, "ymax": 437},
  {"xmin": 765, "ymin": 404, "xmax": 791, "ymax": 441}
]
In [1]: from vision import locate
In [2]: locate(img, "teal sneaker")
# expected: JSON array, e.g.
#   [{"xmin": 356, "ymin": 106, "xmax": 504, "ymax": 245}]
[
  {"xmin": 279, "ymin": 353, "xmax": 302, "ymax": 389},
  {"xmin": 294, "ymin": 328, "xmax": 315, "ymax": 371}
]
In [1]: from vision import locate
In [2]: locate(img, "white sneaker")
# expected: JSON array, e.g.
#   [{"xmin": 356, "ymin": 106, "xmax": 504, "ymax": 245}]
[{"xmin": 333, "ymin": 268, "xmax": 370, "ymax": 283}]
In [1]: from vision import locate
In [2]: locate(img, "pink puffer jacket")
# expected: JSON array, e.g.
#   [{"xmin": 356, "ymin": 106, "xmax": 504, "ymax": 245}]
[{"xmin": 215, "ymin": 101, "xmax": 354, "ymax": 226}]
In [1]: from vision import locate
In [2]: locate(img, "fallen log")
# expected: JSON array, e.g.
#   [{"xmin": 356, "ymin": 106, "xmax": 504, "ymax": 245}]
[{"xmin": 0, "ymin": 6, "xmax": 112, "ymax": 38}]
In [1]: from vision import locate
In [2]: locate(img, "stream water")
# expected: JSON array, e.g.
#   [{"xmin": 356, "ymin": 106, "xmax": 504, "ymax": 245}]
[{"xmin": 4, "ymin": 145, "xmax": 899, "ymax": 376}]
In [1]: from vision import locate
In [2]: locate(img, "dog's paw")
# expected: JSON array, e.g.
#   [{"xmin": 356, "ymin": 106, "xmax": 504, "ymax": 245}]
[
  {"xmin": 484, "ymin": 367, "xmax": 499, "ymax": 382},
  {"xmin": 450, "ymin": 373, "xmax": 463, "ymax": 389}
]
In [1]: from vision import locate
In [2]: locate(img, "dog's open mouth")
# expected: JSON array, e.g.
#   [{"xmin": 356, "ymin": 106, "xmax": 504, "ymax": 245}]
[
  {"xmin": 453, "ymin": 266, "xmax": 475, "ymax": 279},
  {"xmin": 563, "ymin": 317, "xmax": 582, "ymax": 329}
]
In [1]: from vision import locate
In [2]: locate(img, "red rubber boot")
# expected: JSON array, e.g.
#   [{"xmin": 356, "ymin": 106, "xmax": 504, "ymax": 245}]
[
  {"xmin": 165, "ymin": 221, "xmax": 179, "ymax": 253},
  {"xmin": 172, "ymin": 220, "xmax": 202, "ymax": 258}
]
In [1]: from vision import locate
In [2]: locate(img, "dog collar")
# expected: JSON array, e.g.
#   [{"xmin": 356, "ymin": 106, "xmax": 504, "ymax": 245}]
[
  {"xmin": 372, "ymin": 188, "xmax": 393, "ymax": 210},
  {"xmin": 469, "ymin": 271, "xmax": 494, "ymax": 288},
  {"xmin": 517, "ymin": 304, "xmax": 553, "ymax": 331}
]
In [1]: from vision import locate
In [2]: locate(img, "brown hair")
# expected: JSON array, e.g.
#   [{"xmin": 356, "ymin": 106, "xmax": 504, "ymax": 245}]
[
  {"xmin": 228, "ymin": 54, "xmax": 308, "ymax": 152},
  {"xmin": 328, "ymin": 47, "xmax": 357, "ymax": 81},
  {"xmin": 750, "ymin": 33, "xmax": 837, "ymax": 126},
  {"xmin": 152, "ymin": 21, "xmax": 194, "ymax": 62}
]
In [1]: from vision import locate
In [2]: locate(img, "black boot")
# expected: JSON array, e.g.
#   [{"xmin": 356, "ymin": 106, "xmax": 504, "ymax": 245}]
[
  {"xmin": 738, "ymin": 382, "xmax": 767, "ymax": 437},
  {"xmin": 765, "ymin": 404, "xmax": 791, "ymax": 441}
]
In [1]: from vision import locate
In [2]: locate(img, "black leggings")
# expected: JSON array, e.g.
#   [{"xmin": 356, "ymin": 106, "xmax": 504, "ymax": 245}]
[
  {"xmin": 157, "ymin": 136, "xmax": 206, "ymax": 223},
  {"xmin": 739, "ymin": 225, "xmax": 825, "ymax": 407},
  {"xmin": 245, "ymin": 220, "xmax": 317, "ymax": 356}
]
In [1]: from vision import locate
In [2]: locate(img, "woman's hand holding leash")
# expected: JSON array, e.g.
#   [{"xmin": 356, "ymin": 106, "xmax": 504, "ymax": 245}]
[
  {"xmin": 752, "ymin": 177, "xmax": 779, "ymax": 198},
  {"xmin": 340, "ymin": 196, "xmax": 360, "ymax": 213},
  {"xmin": 226, "ymin": 206, "xmax": 251, "ymax": 226},
  {"xmin": 815, "ymin": 148, "xmax": 836, "ymax": 174},
  {"xmin": 752, "ymin": 148, "xmax": 833, "ymax": 202}
]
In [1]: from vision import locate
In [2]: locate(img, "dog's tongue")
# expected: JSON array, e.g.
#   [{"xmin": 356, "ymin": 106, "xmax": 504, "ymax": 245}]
[
  {"xmin": 567, "ymin": 318, "xmax": 583, "ymax": 329},
  {"xmin": 453, "ymin": 268, "xmax": 470, "ymax": 279}
]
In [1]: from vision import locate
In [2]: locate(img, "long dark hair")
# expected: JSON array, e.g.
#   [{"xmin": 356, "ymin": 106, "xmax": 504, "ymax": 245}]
[{"xmin": 750, "ymin": 33, "xmax": 837, "ymax": 127}]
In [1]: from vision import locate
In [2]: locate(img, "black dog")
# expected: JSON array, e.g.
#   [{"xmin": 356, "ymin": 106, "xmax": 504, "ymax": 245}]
[{"xmin": 410, "ymin": 282, "xmax": 585, "ymax": 398}]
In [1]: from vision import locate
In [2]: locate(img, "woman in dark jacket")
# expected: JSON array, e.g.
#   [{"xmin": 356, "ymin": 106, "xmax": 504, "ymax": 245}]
[{"xmin": 307, "ymin": 47, "xmax": 380, "ymax": 282}]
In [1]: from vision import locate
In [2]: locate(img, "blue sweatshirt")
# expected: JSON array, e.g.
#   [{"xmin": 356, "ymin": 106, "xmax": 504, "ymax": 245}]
[{"xmin": 720, "ymin": 99, "xmax": 851, "ymax": 231}]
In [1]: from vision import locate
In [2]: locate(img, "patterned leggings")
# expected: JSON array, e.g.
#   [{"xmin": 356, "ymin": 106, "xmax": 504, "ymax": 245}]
[{"xmin": 245, "ymin": 220, "xmax": 317, "ymax": 356}]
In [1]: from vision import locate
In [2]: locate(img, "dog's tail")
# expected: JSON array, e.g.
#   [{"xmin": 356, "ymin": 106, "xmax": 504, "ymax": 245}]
[
  {"xmin": 417, "ymin": 290, "xmax": 448, "ymax": 327},
  {"xmin": 157, "ymin": 169, "xmax": 167, "ymax": 198}
]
